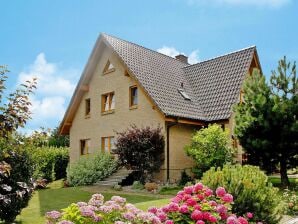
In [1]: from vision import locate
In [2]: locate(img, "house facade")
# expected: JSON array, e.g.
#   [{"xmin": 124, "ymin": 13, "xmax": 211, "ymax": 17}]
[{"xmin": 59, "ymin": 33, "xmax": 261, "ymax": 182}]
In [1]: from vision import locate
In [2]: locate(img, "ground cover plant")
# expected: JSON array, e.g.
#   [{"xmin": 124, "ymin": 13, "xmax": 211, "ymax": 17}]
[
  {"xmin": 46, "ymin": 183, "xmax": 253, "ymax": 224},
  {"xmin": 67, "ymin": 153, "xmax": 118, "ymax": 186}
]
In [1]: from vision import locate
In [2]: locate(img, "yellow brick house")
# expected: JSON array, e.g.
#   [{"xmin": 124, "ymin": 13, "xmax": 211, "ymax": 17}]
[{"xmin": 59, "ymin": 33, "xmax": 261, "ymax": 181}]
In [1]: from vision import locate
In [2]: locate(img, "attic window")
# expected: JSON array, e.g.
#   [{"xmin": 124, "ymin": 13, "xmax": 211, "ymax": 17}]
[
  {"xmin": 178, "ymin": 88, "xmax": 191, "ymax": 100},
  {"xmin": 103, "ymin": 60, "xmax": 115, "ymax": 74}
]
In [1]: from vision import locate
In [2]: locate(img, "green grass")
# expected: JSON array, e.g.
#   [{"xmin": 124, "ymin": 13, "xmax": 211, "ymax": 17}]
[
  {"xmin": 135, "ymin": 198, "xmax": 170, "ymax": 211},
  {"xmin": 159, "ymin": 186, "xmax": 182, "ymax": 195},
  {"xmin": 16, "ymin": 180, "xmax": 168, "ymax": 224},
  {"xmin": 268, "ymin": 176, "xmax": 298, "ymax": 191}
]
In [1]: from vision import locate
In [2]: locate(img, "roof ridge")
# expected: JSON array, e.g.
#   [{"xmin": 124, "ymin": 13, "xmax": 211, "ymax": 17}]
[
  {"xmin": 101, "ymin": 33, "xmax": 189, "ymax": 65},
  {"xmin": 183, "ymin": 45, "xmax": 256, "ymax": 68}
]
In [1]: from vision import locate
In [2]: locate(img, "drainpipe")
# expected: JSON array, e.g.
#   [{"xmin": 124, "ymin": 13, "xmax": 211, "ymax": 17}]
[{"xmin": 166, "ymin": 119, "xmax": 178, "ymax": 182}]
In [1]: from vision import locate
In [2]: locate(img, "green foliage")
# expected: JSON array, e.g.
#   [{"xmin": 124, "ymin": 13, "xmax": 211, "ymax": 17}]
[
  {"xmin": 234, "ymin": 57, "xmax": 298, "ymax": 187},
  {"xmin": 131, "ymin": 181, "xmax": 144, "ymax": 190},
  {"xmin": 113, "ymin": 125, "xmax": 165, "ymax": 183},
  {"xmin": 281, "ymin": 188, "xmax": 298, "ymax": 215},
  {"xmin": 185, "ymin": 124, "xmax": 233, "ymax": 178},
  {"xmin": 67, "ymin": 153, "xmax": 117, "ymax": 186},
  {"xmin": 178, "ymin": 169, "xmax": 193, "ymax": 186},
  {"xmin": 201, "ymin": 164, "xmax": 284, "ymax": 223},
  {"xmin": 0, "ymin": 137, "xmax": 34, "ymax": 223},
  {"xmin": 30, "ymin": 147, "xmax": 69, "ymax": 181},
  {"xmin": 159, "ymin": 185, "xmax": 181, "ymax": 195},
  {"xmin": 48, "ymin": 127, "xmax": 69, "ymax": 147}
]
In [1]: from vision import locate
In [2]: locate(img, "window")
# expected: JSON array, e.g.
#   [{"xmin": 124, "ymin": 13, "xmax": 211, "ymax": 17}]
[
  {"xmin": 101, "ymin": 136, "xmax": 115, "ymax": 153},
  {"xmin": 80, "ymin": 139, "xmax": 90, "ymax": 155},
  {"xmin": 102, "ymin": 92, "xmax": 115, "ymax": 112},
  {"xmin": 103, "ymin": 60, "xmax": 115, "ymax": 74},
  {"xmin": 85, "ymin": 98, "xmax": 91, "ymax": 117},
  {"xmin": 178, "ymin": 88, "xmax": 191, "ymax": 100},
  {"xmin": 129, "ymin": 86, "xmax": 138, "ymax": 108}
]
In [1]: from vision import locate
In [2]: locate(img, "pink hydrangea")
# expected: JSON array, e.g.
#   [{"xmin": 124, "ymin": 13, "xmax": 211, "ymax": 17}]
[
  {"xmin": 216, "ymin": 187, "xmax": 226, "ymax": 197},
  {"xmin": 191, "ymin": 210, "xmax": 203, "ymax": 221},
  {"xmin": 186, "ymin": 197, "xmax": 197, "ymax": 207},
  {"xmin": 246, "ymin": 212, "xmax": 253, "ymax": 219},
  {"xmin": 222, "ymin": 193, "xmax": 233, "ymax": 203},
  {"xmin": 46, "ymin": 210, "xmax": 62, "ymax": 220},
  {"xmin": 184, "ymin": 186, "xmax": 194, "ymax": 194},
  {"xmin": 196, "ymin": 221, "xmax": 205, "ymax": 224},
  {"xmin": 148, "ymin": 206, "xmax": 158, "ymax": 214},
  {"xmin": 238, "ymin": 216, "xmax": 248, "ymax": 224},
  {"xmin": 194, "ymin": 183, "xmax": 204, "ymax": 192},
  {"xmin": 227, "ymin": 216, "xmax": 239, "ymax": 224},
  {"xmin": 208, "ymin": 215, "xmax": 217, "ymax": 223},
  {"xmin": 165, "ymin": 220, "xmax": 174, "ymax": 224},
  {"xmin": 168, "ymin": 202, "xmax": 179, "ymax": 212},
  {"xmin": 179, "ymin": 204, "xmax": 189, "ymax": 213}
]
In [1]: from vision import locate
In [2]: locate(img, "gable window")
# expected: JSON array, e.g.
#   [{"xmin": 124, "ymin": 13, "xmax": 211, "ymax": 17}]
[
  {"xmin": 85, "ymin": 98, "xmax": 91, "ymax": 117},
  {"xmin": 102, "ymin": 92, "xmax": 115, "ymax": 113},
  {"xmin": 80, "ymin": 139, "xmax": 90, "ymax": 155},
  {"xmin": 103, "ymin": 60, "xmax": 115, "ymax": 75},
  {"xmin": 101, "ymin": 136, "xmax": 115, "ymax": 153},
  {"xmin": 129, "ymin": 86, "xmax": 138, "ymax": 108}
]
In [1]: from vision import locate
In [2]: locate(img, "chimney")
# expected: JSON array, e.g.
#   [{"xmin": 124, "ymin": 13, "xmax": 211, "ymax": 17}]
[{"xmin": 175, "ymin": 54, "xmax": 188, "ymax": 63}]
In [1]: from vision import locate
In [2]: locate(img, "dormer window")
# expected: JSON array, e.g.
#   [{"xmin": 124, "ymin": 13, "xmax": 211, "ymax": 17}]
[
  {"xmin": 103, "ymin": 60, "xmax": 115, "ymax": 75},
  {"xmin": 178, "ymin": 88, "xmax": 191, "ymax": 100}
]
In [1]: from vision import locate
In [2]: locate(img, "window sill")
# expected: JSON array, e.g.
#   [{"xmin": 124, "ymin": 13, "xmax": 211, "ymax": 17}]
[
  {"xmin": 101, "ymin": 110, "xmax": 115, "ymax": 115},
  {"xmin": 103, "ymin": 68, "xmax": 115, "ymax": 75},
  {"xmin": 85, "ymin": 114, "xmax": 91, "ymax": 119},
  {"xmin": 129, "ymin": 105, "xmax": 138, "ymax": 110}
]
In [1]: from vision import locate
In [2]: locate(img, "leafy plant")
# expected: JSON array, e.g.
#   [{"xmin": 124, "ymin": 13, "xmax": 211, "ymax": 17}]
[
  {"xmin": 30, "ymin": 146, "xmax": 69, "ymax": 181},
  {"xmin": 281, "ymin": 188, "xmax": 298, "ymax": 216},
  {"xmin": 178, "ymin": 169, "xmax": 193, "ymax": 186},
  {"xmin": 113, "ymin": 125, "xmax": 165, "ymax": 183},
  {"xmin": 185, "ymin": 124, "xmax": 233, "ymax": 178},
  {"xmin": 131, "ymin": 181, "xmax": 144, "ymax": 190},
  {"xmin": 67, "ymin": 153, "xmax": 117, "ymax": 186},
  {"xmin": 201, "ymin": 164, "xmax": 283, "ymax": 223}
]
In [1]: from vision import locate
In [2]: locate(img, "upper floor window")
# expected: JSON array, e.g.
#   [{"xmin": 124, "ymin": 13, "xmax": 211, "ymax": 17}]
[
  {"xmin": 129, "ymin": 86, "xmax": 138, "ymax": 108},
  {"xmin": 101, "ymin": 136, "xmax": 115, "ymax": 153},
  {"xmin": 80, "ymin": 139, "xmax": 90, "ymax": 155},
  {"xmin": 103, "ymin": 60, "xmax": 115, "ymax": 75},
  {"xmin": 102, "ymin": 92, "xmax": 115, "ymax": 113},
  {"xmin": 85, "ymin": 98, "xmax": 91, "ymax": 117}
]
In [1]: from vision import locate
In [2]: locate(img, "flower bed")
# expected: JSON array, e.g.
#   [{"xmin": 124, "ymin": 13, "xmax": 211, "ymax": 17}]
[{"xmin": 46, "ymin": 183, "xmax": 255, "ymax": 223}]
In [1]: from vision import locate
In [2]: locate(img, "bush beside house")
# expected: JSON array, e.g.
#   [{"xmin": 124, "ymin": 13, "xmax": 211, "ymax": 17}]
[{"xmin": 66, "ymin": 153, "xmax": 117, "ymax": 186}]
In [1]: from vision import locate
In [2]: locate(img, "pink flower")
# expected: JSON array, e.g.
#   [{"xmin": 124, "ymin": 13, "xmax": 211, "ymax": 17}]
[
  {"xmin": 208, "ymin": 215, "xmax": 217, "ymax": 223},
  {"xmin": 203, "ymin": 212, "xmax": 211, "ymax": 220},
  {"xmin": 196, "ymin": 221, "xmax": 205, "ymax": 224},
  {"xmin": 46, "ymin": 210, "xmax": 61, "ymax": 220},
  {"xmin": 191, "ymin": 210, "xmax": 203, "ymax": 221},
  {"xmin": 216, "ymin": 204, "xmax": 227, "ymax": 213},
  {"xmin": 246, "ymin": 212, "xmax": 253, "ymax": 219},
  {"xmin": 179, "ymin": 205, "xmax": 189, "ymax": 213},
  {"xmin": 168, "ymin": 202, "xmax": 179, "ymax": 212},
  {"xmin": 194, "ymin": 183, "xmax": 204, "ymax": 192},
  {"xmin": 194, "ymin": 204, "xmax": 202, "ymax": 210},
  {"xmin": 216, "ymin": 187, "xmax": 226, "ymax": 197},
  {"xmin": 165, "ymin": 220, "xmax": 174, "ymax": 224},
  {"xmin": 184, "ymin": 186, "xmax": 194, "ymax": 195},
  {"xmin": 209, "ymin": 200, "xmax": 217, "ymax": 206},
  {"xmin": 204, "ymin": 188, "xmax": 213, "ymax": 197},
  {"xmin": 186, "ymin": 198, "xmax": 197, "ymax": 207},
  {"xmin": 222, "ymin": 193, "xmax": 233, "ymax": 203},
  {"xmin": 238, "ymin": 217, "xmax": 248, "ymax": 224},
  {"xmin": 171, "ymin": 196, "xmax": 182, "ymax": 203},
  {"xmin": 227, "ymin": 216, "xmax": 239, "ymax": 224},
  {"xmin": 148, "ymin": 206, "xmax": 158, "ymax": 214},
  {"xmin": 156, "ymin": 212, "xmax": 167, "ymax": 222}
]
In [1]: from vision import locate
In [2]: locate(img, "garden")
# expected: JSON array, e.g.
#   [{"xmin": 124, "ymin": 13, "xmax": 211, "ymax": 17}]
[{"xmin": 0, "ymin": 57, "xmax": 297, "ymax": 223}]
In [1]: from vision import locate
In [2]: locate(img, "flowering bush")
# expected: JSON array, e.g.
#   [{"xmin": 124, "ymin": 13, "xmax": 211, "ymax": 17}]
[
  {"xmin": 46, "ymin": 183, "xmax": 255, "ymax": 224},
  {"xmin": 281, "ymin": 188, "xmax": 298, "ymax": 215}
]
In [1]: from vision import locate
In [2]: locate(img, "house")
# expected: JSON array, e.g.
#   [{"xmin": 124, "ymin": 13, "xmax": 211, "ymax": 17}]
[{"xmin": 59, "ymin": 33, "xmax": 261, "ymax": 181}]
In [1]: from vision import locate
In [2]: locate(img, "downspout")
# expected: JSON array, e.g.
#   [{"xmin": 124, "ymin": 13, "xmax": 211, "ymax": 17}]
[{"xmin": 166, "ymin": 119, "xmax": 178, "ymax": 182}]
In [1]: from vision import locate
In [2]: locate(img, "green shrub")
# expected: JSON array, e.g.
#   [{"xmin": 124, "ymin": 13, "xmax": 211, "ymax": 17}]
[
  {"xmin": 185, "ymin": 124, "xmax": 233, "ymax": 178},
  {"xmin": 201, "ymin": 164, "xmax": 284, "ymax": 223},
  {"xmin": 178, "ymin": 169, "xmax": 193, "ymax": 186},
  {"xmin": 131, "ymin": 181, "xmax": 144, "ymax": 190},
  {"xmin": 30, "ymin": 147, "xmax": 69, "ymax": 181},
  {"xmin": 67, "ymin": 153, "xmax": 117, "ymax": 186}
]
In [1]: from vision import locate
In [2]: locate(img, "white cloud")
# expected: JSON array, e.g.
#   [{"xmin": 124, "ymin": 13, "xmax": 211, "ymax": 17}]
[
  {"xmin": 187, "ymin": 0, "xmax": 291, "ymax": 8},
  {"xmin": 18, "ymin": 53, "xmax": 77, "ymax": 97},
  {"xmin": 17, "ymin": 53, "xmax": 79, "ymax": 132},
  {"xmin": 157, "ymin": 46, "xmax": 200, "ymax": 64}
]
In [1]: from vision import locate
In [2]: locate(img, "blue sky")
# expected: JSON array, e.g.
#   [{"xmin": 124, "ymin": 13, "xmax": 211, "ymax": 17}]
[{"xmin": 0, "ymin": 0, "xmax": 297, "ymax": 133}]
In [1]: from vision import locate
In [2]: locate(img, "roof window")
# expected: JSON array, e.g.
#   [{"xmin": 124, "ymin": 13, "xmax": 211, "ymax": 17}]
[{"xmin": 178, "ymin": 88, "xmax": 191, "ymax": 100}]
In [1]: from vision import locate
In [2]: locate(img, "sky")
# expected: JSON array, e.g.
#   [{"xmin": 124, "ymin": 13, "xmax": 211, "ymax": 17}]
[{"xmin": 0, "ymin": 0, "xmax": 297, "ymax": 134}]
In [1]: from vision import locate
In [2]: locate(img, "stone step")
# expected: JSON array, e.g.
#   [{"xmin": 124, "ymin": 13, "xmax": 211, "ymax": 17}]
[{"xmin": 95, "ymin": 167, "xmax": 134, "ymax": 186}]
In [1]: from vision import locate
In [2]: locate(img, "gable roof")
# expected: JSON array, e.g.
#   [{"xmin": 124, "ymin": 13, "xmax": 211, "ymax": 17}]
[{"xmin": 59, "ymin": 33, "xmax": 259, "ymax": 134}]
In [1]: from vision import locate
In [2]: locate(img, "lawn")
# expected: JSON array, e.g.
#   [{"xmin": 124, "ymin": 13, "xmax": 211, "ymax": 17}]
[
  {"xmin": 16, "ymin": 181, "xmax": 170, "ymax": 224},
  {"xmin": 268, "ymin": 176, "xmax": 298, "ymax": 191}
]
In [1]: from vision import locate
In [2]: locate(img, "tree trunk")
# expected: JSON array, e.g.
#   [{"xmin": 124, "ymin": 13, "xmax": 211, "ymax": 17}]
[{"xmin": 280, "ymin": 156, "xmax": 290, "ymax": 188}]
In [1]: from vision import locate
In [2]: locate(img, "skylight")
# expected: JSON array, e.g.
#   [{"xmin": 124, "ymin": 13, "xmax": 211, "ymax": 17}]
[{"xmin": 178, "ymin": 88, "xmax": 191, "ymax": 100}]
